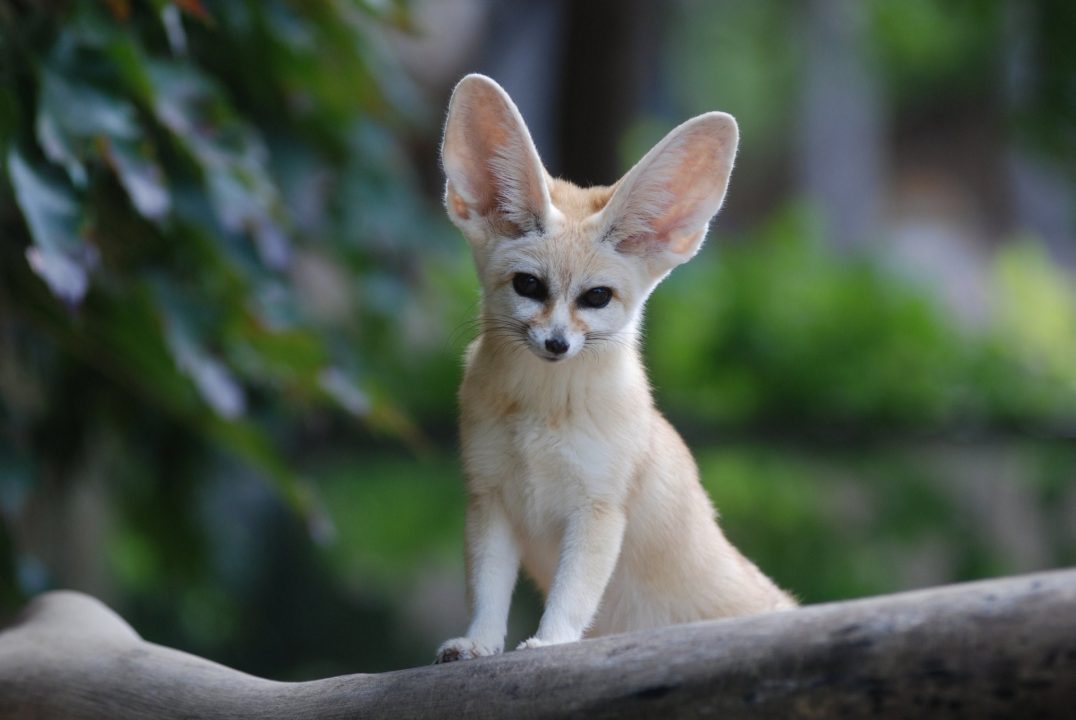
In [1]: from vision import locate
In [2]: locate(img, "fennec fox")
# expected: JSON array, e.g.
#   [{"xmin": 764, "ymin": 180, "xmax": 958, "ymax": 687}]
[{"xmin": 435, "ymin": 74, "xmax": 794, "ymax": 663}]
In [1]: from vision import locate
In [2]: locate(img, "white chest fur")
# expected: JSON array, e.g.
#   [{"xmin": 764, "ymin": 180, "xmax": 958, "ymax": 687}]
[{"xmin": 460, "ymin": 342, "xmax": 648, "ymax": 576}]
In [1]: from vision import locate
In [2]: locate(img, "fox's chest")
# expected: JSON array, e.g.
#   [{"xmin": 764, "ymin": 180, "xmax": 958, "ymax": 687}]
[
  {"xmin": 499, "ymin": 413, "xmax": 614, "ymax": 588},
  {"xmin": 459, "ymin": 348, "xmax": 648, "ymax": 538},
  {"xmin": 506, "ymin": 413, "xmax": 603, "ymax": 516},
  {"xmin": 464, "ymin": 407, "xmax": 627, "ymax": 526}
]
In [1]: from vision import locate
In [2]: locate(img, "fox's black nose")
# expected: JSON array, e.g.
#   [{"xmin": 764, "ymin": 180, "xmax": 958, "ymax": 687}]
[{"xmin": 545, "ymin": 337, "xmax": 569, "ymax": 355}]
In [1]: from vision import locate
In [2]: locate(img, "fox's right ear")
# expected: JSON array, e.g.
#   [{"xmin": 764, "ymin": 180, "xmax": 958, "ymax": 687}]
[{"xmin": 441, "ymin": 74, "xmax": 552, "ymax": 246}]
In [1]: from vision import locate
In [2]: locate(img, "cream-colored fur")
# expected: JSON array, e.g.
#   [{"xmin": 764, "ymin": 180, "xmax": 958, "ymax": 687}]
[{"xmin": 435, "ymin": 75, "xmax": 795, "ymax": 663}]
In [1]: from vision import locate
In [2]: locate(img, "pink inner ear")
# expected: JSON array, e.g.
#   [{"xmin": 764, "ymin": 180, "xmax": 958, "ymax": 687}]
[
  {"xmin": 446, "ymin": 185, "xmax": 471, "ymax": 221},
  {"xmin": 612, "ymin": 122, "xmax": 733, "ymax": 258},
  {"xmin": 615, "ymin": 233, "xmax": 652, "ymax": 256},
  {"xmin": 656, "ymin": 139, "xmax": 729, "ymax": 231},
  {"xmin": 458, "ymin": 120, "xmax": 507, "ymax": 217},
  {"xmin": 445, "ymin": 80, "xmax": 547, "ymax": 227},
  {"xmin": 615, "ymin": 227, "xmax": 704, "ymax": 259},
  {"xmin": 667, "ymin": 228, "xmax": 706, "ymax": 256}
]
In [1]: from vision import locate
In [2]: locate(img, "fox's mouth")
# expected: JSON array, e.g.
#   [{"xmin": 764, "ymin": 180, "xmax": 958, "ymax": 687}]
[
  {"xmin": 531, "ymin": 345, "xmax": 566, "ymax": 363},
  {"xmin": 529, "ymin": 342, "xmax": 574, "ymax": 363}
]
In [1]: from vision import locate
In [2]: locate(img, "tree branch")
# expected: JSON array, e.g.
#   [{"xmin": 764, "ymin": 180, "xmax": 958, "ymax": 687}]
[{"xmin": 1, "ymin": 569, "xmax": 1074, "ymax": 719}]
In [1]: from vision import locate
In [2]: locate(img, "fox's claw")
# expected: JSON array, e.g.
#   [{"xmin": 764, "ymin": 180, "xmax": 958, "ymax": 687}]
[
  {"xmin": 435, "ymin": 637, "xmax": 499, "ymax": 664},
  {"xmin": 516, "ymin": 636, "xmax": 552, "ymax": 651}
]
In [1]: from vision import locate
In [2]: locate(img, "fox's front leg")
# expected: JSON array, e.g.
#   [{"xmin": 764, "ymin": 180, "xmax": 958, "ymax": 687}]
[
  {"xmin": 519, "ymin": 501, "xmax": 626, "ymax": 649},
  {"xmin": 435, "ymin": 493, "xmax": 520, "ymax": 663}
]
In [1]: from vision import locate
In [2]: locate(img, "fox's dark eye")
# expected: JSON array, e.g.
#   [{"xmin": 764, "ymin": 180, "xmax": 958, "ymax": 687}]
[
  {"xmin": 579, "ymin": 286, "xmax": 613, "ymax": 309},
  {"xmin": 512, "ymin": 273, "xmax": 547, "ymax": 301}
]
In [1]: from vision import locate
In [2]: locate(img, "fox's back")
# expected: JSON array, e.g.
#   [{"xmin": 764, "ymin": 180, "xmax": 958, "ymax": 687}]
[{"xmin": 593, "ymin": 413, "xmax": 796, "ymax": 634}]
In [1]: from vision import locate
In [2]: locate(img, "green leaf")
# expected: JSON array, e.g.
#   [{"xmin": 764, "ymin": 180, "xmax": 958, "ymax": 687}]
[
  {"xmin": 36, "ymin": 68, "xmax": 171, "ymax": 220},
  {"xmin": 7, "ymin": 149, "xmax": 97, "ymax": 304},
  {"xmin": 40, "ymin": 68, "xmax": 139, "ymax": 140},
  {"xmin": 35, "ymin": 68, "xmax": 136, "ymax": 189},
  {"xmin": 153, "ymin": 282, "xmax": 247, "ymax": 420},
  {"xmin": 318, "ymin": 367, "xmax": 370, "ymax": 418},
  {"xmin": 146, "ymin": 60, "xmax": 290, "ymax": 269},
  {"xmin": 106, "ymin": 137, "xmax": 171, "ymax": 219},
  {"xmin": 166, "ymin": 323, "xmax": 247, "ymax": 419}
]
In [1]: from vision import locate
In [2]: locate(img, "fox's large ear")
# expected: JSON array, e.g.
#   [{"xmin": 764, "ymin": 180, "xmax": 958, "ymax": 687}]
[
  {"xmin": 600, "ymin": 112, "xmax": 738, "ymax": 275},
  {"xmin": 441, "ymin": 74, "xmax": 551, "ymax": 243}
]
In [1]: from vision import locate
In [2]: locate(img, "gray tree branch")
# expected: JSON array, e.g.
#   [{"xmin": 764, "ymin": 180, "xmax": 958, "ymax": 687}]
[{"xmin": 1, "ymin": 569, "xmax": 1074, "ymax": 719}]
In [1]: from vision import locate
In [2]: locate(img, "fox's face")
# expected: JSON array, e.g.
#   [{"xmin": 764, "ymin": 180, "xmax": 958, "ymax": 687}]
[
  {"xmin": 478, "ymin": 214, "xmax": 653, "ymax": 362},
  {"xmin": 441, "ymin": 75, "xmax": 738, "ymax": 363}
]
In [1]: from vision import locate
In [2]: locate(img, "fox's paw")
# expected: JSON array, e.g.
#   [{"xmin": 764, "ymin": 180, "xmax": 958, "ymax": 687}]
[
  {"xmin": 516, "ymin": 636, "xmax": 552, "ymax": 651},
  {"xmin": 434, "ymin": 637, "xmax": 499, "ymax": 664}
]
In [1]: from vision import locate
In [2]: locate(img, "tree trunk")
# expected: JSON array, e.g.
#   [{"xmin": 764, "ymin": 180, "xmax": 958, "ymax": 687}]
[
  {"xmin": 800, "ymin": 0, "xmax": 886, "ymax": 253},
  {"xmin": 1, "ymin": 569, "xmax": 1074, "ymax": 719}
]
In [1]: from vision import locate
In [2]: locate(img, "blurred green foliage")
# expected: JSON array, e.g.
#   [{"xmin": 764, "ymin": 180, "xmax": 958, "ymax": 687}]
[
  {"xmin": 872, "ymin": 0, "xmax": 1002, "ymax": 107},
  {"xmin": 0, "ymin": 0, "xmax": 463, "ymax": 620},
  {"xmin": 647, "ymin": 205, "xmax": 1076, "ymax": 431}
]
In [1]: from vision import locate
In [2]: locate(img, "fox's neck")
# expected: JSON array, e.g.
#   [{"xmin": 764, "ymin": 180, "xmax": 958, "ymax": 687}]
[{"xmin": 471, "ymin": 319, "xmax": 651, "ymax": 420}]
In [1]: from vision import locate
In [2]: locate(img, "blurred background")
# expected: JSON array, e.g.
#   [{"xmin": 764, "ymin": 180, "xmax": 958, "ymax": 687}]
[{"xmin": 1, "ymin": 0, "xmax": 1074, "ymax": 679}]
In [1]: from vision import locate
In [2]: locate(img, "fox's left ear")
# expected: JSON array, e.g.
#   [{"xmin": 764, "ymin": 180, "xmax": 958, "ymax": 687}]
[{"xmin": 600, "ymin": 112, "xmax": 738, "ymax": 275}]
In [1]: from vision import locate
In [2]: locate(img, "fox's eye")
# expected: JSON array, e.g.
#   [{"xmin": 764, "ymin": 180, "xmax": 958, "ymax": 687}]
[
  {"xmin": 579, "ymin": 286, "xmax": 613, "ymax": 309},
  {"xmin": 512, "ymin": 273, "xmax": 547, "ymax": 301}
]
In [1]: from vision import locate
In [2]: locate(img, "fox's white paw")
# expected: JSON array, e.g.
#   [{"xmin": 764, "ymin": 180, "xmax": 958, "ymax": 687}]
[
  {"xmin": 516, "ymin": 636, "xmax": 552, "ymax": 651},
  {"xmin": 434, "ymin": 637, "xmax": 500, "ymax": 664}
]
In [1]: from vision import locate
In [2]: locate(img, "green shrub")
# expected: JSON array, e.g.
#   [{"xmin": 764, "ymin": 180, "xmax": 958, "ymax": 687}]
[{"xmin": 647, "ymin": 204, "xmax": 1076, "ymax": 432}]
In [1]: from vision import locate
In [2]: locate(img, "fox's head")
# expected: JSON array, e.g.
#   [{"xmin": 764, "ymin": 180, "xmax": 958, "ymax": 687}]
[{"xmin": 442, "ymin": 74, "xmax": 737, "ymax": 363}]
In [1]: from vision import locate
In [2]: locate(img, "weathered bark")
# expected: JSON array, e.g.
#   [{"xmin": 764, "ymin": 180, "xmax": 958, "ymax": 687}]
[{"xmin": 1, "ymin": 569, "xmax": 1074, "ymax": 719}]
